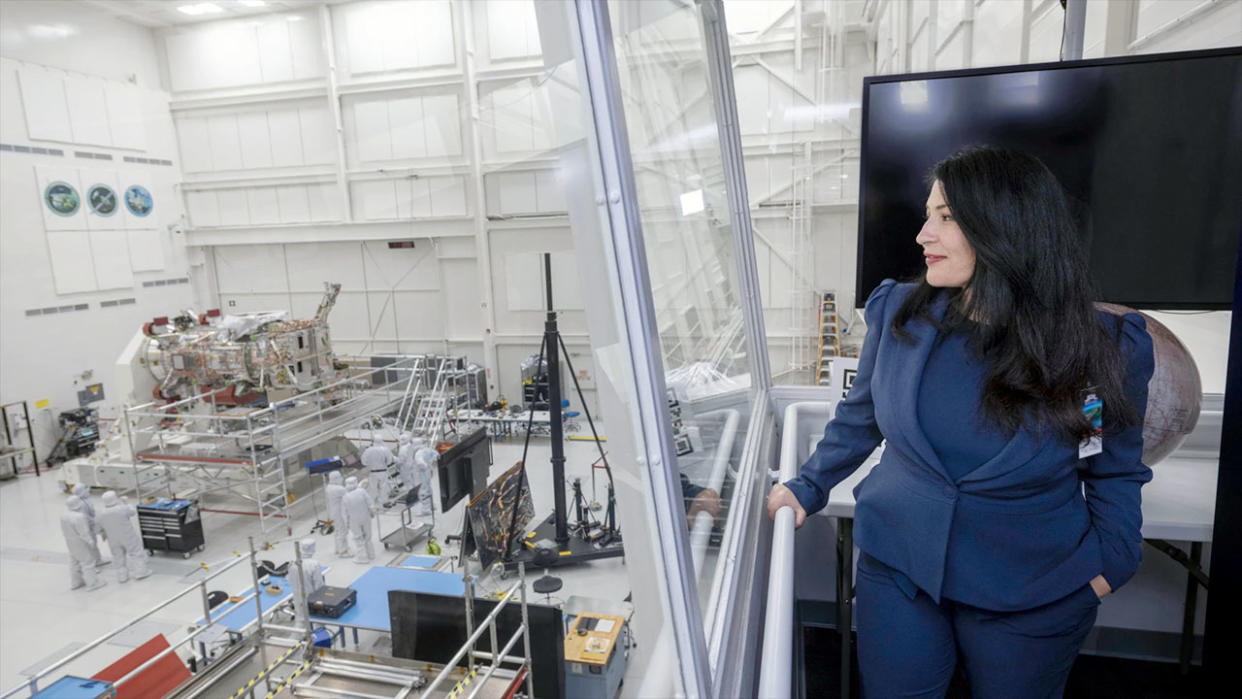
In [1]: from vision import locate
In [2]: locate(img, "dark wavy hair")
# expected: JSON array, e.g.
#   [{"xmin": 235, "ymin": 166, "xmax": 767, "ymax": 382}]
[{"xmin": 892, "ymin": 145, "xmax": 1139, "ymax": 444}]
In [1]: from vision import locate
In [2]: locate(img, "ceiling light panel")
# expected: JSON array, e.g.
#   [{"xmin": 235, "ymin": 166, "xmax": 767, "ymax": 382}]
[{"xmin": 177, "ymin": 3, "xmax": 224, "ymax": 16}]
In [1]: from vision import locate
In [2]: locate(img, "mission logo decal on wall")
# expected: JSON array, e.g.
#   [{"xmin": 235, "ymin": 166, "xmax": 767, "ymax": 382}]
[
  {"xmin": 125, "ymin": 185, "xmax": 153, "ymax": 217},
  {"xmin": 87, "ymin": 184, "xmax": 118, "ymax": 216},
  {"xmin": 44, "ymin": 181, "xmax": 80, "ymax": 216}
]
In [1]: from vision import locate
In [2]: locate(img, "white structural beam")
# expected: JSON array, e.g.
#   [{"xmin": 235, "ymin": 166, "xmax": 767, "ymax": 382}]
[
  {"xmin": 185, "ymin": 219, "xmax": 475, "ymax": 247},
  {"xmin": 1130, "ymin": 0, "xmax": 1227, "ymax": 51},
  {"xmin": 459, "ymin": 1, "xmax": 502, "ymax": 399}
]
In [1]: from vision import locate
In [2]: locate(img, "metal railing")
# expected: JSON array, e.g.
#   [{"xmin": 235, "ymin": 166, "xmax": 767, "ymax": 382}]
[
  {"xmin": 690, "ymin": 409, "xmax": 742, "ymax": 576},
  {"xmin": 757, "ymin": 401, "xmax": 832, "ymax": 699},
  {"xmin": 2, "ymin": 537, "xmax": 283, "ymax": 699}
]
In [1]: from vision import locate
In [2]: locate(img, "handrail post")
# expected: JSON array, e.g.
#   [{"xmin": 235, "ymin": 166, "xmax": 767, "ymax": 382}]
[
  {"xmin": 293, "ymin": 540, "xmax": 314, "ymax": 656},
  {"xmin": 519, "ymin": 562, "xmax": 532, "ymax": 699},
  {"xmin": 463, "ymin": 576, "xmax": 476, "ymax": 675},
  {"xmin": 249, "ymin": 536, "xmax": 269, "ymax": 673},
  {"xmin": 200, "ymin": 581, "xmax": 213, "ymax": 629},
  {"xmin": 488, "ymin": 614, "xmax": 498, "ymax": 671}
]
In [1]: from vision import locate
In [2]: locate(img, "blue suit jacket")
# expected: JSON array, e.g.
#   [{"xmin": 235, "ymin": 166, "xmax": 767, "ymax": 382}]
[{"xmin": 786, "ymin": 280, "xmax": 1155, "ymax": 611}]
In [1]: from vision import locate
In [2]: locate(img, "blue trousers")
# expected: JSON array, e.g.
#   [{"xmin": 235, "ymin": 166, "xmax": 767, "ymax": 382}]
[{"xmin": 854, "ymin": 553, "xmax": 1100, "ymax": 699}]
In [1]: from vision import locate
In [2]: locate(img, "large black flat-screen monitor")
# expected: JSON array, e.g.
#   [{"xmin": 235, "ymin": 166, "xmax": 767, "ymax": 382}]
[
  {"xmin": 437, "ymin": 428, "xmax": 492, "ymax": 512},
  {"xmin": 389, "ymin": 590, "xmax": 565, "ymax": 699},
  {"xmin": 857, "ymin": 47, "xmax": 1242, "ymax": 309}
]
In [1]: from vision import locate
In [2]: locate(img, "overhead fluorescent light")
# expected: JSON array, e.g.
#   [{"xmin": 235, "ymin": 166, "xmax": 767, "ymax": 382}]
[
  {"xmin": 238, "ymin": 0, "xmax": 267, "ymax": 6},
  {"xmin": 680, "ymin": 189, "xmax": 705, "ymax": 217},
  {"xmin": 28, "ymin": 24, "xmax": 77, "ymax": 39},
  {"xmin": 177, "ymin": 3, "xmax": 224, "ymax": 16}
]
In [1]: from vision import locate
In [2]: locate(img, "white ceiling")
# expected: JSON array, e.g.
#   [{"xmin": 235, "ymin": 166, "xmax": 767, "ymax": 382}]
[{"xmin": 83, "ymin": 0, "xmax": 326, "ymax": 28}]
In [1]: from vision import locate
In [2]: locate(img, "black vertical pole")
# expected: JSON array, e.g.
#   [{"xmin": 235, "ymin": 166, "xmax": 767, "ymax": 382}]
[
  {"xmin": 1205, "ymin": 220, "xmax": 1242, "ymax": 675},
  {"xmin": 24, "ymin": 402, "xmax": 38, "ymax": 476},
  {"xmin": 545, "ymin": 253, "xmax": 570, "ymax": 548}
]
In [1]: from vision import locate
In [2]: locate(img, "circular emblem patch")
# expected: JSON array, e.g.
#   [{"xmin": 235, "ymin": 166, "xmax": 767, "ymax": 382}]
[
  {"xmin": 87, "ymin": 184, "xmax": 118, "ymax": 216},
  {"xmin": 125, "ymin": 185, "xmax": 153, "ymax": 217},
  {"xmin": 44, "ymin": 181, "xmax": 80, "ymax": 216}
]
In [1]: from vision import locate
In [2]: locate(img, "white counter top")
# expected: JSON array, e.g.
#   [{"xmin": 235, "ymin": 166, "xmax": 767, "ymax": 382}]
[{"xmin": 820, "ymin": 448, "xmax": 1217, "ymax": 543}]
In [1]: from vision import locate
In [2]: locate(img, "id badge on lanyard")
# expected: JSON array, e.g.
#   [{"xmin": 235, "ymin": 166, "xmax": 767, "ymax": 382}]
[{"xmin": 1079, "ymin": 388, "xmax": 1103, "ymax": 459}]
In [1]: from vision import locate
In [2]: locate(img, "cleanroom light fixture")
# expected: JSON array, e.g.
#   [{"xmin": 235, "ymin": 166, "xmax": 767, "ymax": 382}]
[
  {"xmin": 177, "ymin": 3, "xmax": 224, "ymax": 15},
  {"xmin": 680, "ymin": 189, "xmax": 705, "ymax": 216},
  {"xmin": 238, "ymin": 0, "xmax": 268, "ymax": 7}
]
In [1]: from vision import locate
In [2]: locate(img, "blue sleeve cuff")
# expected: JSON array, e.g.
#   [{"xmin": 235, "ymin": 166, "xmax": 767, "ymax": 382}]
[
  {"xmin": 783, "ymin": 477, "xmax": 825, "ymax": 515},
  {"xmin": 1096, "ymin": 526, "xmax": 1143, "ymax": 591}
]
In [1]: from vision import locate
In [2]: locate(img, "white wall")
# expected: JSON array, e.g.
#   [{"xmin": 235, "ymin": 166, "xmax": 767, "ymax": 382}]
[
  {"xmin": 154, "ymin": 1, "xmax": 600, "ymax": 413},
  {"xmin": 0, "ymin": 0, "xmax": 163, "ymax": 88},
  {"xmin": 0, "ymin": 4, "xmax": 197, "ymax": 460}
]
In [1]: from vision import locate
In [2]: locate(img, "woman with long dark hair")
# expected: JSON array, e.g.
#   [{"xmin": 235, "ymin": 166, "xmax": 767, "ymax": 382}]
[{"xmin": 767, "ymin": 146, "xmax": 1153, "ymax": 697}]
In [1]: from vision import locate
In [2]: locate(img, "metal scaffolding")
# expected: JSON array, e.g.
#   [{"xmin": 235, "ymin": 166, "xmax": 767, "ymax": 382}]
[{"xmin": 122, "ymin": 355, "xmax": 475, "ymax": 533}]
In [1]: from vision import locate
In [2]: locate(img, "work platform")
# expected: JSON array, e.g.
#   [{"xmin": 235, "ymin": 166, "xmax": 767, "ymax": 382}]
[{"xmin": 121, "ymin": 355, "xmax": 478, "ymax": 533}]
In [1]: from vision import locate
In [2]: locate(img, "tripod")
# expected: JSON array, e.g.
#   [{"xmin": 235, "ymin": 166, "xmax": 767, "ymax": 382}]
[{"xmin": 502, "ymin": 254, "xmax": 623, "ymax": 570}]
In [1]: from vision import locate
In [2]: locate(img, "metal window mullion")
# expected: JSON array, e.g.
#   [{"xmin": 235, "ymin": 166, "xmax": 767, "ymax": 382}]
[
  {"xmin": 572, "ymin": 1, "xmax": 712, "ymax": 696},
  {"xmin": 698, "ymin": 0, "xmax": 772, "ymax": 392},
  {"xmin": 1062, "ymin": 0, "xmax": 1087, "ymax": 60}
]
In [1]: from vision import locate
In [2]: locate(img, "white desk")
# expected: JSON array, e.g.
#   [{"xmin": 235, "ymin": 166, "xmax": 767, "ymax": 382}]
[
  {"xmin": 820, "ymin": 450, "xmax": 1218, "ymax": 541},
  {"xmin": 818, "ymin": 448, "xmax": 1217, "ymax": 687},
  {"xmin": 1138, "ymin": 456, "xmax": 1217, "ymax": 542},
  {"xmin": 448, "ymin": 409, "xmax": 552, "ymax": 439}
]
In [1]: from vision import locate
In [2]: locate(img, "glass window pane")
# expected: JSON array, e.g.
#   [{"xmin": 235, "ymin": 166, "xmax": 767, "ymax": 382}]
[{"xmin": 606, "ymin": 0, "xmax": 756, "ymax": 631}]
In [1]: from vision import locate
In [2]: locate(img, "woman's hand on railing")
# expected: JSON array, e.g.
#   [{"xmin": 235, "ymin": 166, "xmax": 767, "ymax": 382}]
[{"xmin": 765, "ymin": 484, "xmax": 807, "ymax": 529}]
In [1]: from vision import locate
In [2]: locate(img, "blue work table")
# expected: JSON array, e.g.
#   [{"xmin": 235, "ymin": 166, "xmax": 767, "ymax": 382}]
[
  {"xmin": 323, "ymin": 566, "xmax": 466, "ymax": 635},
  {"xmin": 30, "ymin": 676, "xmax": 113, "ymax": 698},
  {"xmin": 195, "ymin": 566, "xmax": 467, "ymax": 651}
]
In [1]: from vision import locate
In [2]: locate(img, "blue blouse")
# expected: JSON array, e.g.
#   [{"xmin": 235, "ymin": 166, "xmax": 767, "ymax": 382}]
[{"xmin": 917, "ymin": 323, "xmax": 1008, "ymax": 483}]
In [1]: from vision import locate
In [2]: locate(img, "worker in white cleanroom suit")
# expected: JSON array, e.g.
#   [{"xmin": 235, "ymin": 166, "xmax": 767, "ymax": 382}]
[
  {"xmin": 360, "ymin": 433, "xmax": 395, "ymax": 506},
  {"xmin": 61, "ymin": 496, "xmax": 106, "ymax": 590},
  {"xmin": 396, "ymin": 433, "xmax": 417, "ymax": 493},
  {"xmin": 96, "ymin": 491, "xmax": 151, "ymax": 583},
  {"xmin": 412, "ymin": 438, "xmax": 438, "ymax": 516},
  {"xmin": 71, "ymin": 483, "xmax": 105, "ymax": 567},
  {"xmin": 341, "ymin": 476, "xmax": 376, "ymax": 563},
  {"xmin": 324, "ymin": 471, "xmax": 350, "ymax": 557},
  {"xmin": 289, "ymin": 538, "xmax": 326, "ymax": 623}
]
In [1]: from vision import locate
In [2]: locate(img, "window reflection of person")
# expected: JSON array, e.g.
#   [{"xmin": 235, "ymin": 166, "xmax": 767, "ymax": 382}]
[{"xmin": 681, "ymin": 473, "xmax": 720, "ymax": 527}]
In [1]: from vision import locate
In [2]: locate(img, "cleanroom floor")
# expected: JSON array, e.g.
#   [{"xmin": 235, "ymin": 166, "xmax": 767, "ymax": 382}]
[{"xmin": 0, "ymin": 438, "xmax": 642, "ymax": 694}]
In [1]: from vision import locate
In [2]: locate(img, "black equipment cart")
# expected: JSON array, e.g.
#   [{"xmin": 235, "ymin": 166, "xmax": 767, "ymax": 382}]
[{"xmin": 138, "ymin": 498, "xmax": 205, "ymax": 558}]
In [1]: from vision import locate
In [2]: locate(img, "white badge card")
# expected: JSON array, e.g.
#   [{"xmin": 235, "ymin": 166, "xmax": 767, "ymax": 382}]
[{"xmin": 1079, "ymin": 388, "xmax": 1103, "ymax": 458}]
